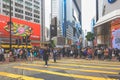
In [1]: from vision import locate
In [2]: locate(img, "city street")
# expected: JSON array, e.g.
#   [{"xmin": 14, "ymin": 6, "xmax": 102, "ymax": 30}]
[{"xmin": 0, "ymin": 58, "xmax": 120, "ymax": 80}]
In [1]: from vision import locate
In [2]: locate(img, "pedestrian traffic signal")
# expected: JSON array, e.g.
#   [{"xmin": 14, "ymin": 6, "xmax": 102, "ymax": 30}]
[
  {"xmin": 22, "ymin": 37, "xmax": 26, "ymax": 43},
  {"xmin": 15, "ymin": 39, "xmax": 21, "ymax": 45},
  {"xmin": 22, "ymin": 36, "xmax": 31, "ymax": 44}
]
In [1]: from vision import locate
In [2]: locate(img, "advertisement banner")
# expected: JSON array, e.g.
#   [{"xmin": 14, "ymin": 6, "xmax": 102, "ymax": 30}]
[
  {"xmin": 0, "ymin": 14, "xmax": 40, "ymax": 40},
  {"xmin": 111, "ymin": 24, "xmax": 120, "ymax": 49}
]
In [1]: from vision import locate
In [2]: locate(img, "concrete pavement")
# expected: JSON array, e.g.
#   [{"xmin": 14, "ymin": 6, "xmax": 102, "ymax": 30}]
[{"xmin": 0, "ymin": 59, "xmax": 120, "ymax": 80}]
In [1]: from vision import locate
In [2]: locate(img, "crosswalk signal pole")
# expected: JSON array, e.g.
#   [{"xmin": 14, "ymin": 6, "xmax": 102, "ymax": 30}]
[{"xmin": 26, "ymin": 36, "xmax": 28, "ymax": 49}]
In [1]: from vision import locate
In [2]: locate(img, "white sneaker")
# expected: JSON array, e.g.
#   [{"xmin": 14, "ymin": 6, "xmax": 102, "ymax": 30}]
[{"xmin": 45, "ymin": 65, "xmax": 48, "ymax": 67}]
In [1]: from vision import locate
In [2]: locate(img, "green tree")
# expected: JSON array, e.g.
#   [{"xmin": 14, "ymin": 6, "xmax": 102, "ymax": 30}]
[
  {"xmin": 85, "ymin": 32, "xmax": 94, "ymax": 41},
  {"xmin": 50, "ymin": 40, "xmax": 56, "ymax": 48},
  {"xmin": 85, "ymin": 32, "xmax": 95, "ymax": 46}
]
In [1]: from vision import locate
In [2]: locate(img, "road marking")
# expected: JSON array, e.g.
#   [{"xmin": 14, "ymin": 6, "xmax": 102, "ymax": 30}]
[
  {"xmin": 13, "ymin": 66, "xmax": 116, "ymax": 80},
  {"xmin": 51, "ymin": 59, "xmax": 120, "ymax": 65},
  {"xmin": 33, "ymin": 61, "xmax": 120, "ymax": 70},
  {"xmin": 35, "ymin": 59, "xmax": 120, "ymax": 66},
  {"xmin": 47, "ymin": 62, "xmax": 120, "ymax": 70},
  {"xmin": 64, "ymin": 59, "xmax": 120, "ymax": 65},
  {"xmin": 21, "ymin": 63, "xmax": 119, "ymax": 74},
  {"xmin": 56, "ymin": 61, "xmax": 120, "ymax": 67},
  {"xmin": 0, "ymin": 72, "xmax": 44, "ymax": 80}
]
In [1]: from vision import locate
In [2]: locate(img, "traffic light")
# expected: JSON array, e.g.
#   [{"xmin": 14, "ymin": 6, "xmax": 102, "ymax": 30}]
[
  {"xmin": 15, "ymin": 39, "xmax": 21, "ymax": 45},
  {"xmin": 22, "ymin": 36, "xmax": 31, "ymax": 44},
  {"xmin": 15, "ymin": 39, "xmax": 18, "ymax": 45},
  {"xmin": 27, "ymin": 39, "xmax": 31, "ymax": 43},
  {"xmin": 23, "ymin": 37, "xmax": 26, "ymax": 43}
]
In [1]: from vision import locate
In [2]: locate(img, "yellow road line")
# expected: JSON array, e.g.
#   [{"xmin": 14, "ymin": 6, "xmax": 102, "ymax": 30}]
[
  {"xmin": 56, "ymin": 61, "xmax": 120, "ymax": 67},
  {"xmin": 21, "ymin": 63, "xmax": 118, "ymax": 74},
  {"xmin": 52, "ymin": 59, "xmax": 120, "ymax": 64},
  {"xmin": 0, "ymin": 72, "xmax": 44, "ymax": 80},
  {"xmin": 35, "ymin": 59, "xmax": 120, "ymax": 66},
  {"xmin": 62, "ymin": 59, "xmax": 120, "ymax": 65},
  {"xmin": 50, "ymin": 63, "xmax": 120, "ymax": 70},
  {"xmin": 33, "ymin": 61, "xmax": 120, "ymax": 70},
  {"xmin": 13, "ymin": 66, "xmax": 115, "ymax": 80}
]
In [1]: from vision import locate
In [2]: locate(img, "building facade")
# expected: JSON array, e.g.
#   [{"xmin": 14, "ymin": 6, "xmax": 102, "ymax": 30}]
[
  {"xmin": 95, "ymin": 0, "xmax": 120, "ymax": 49},
  {"xmin": 40, "ymin": 0, "xmax": 82, "ymax": 47},
  {"xmin": 60, "ymin": 0, "xmax": 82, "ymax": 46},
  {"xmin": 0, "ymin": 0, "xmax": 41, "ymax": 23},
  {"xmin": 0, "ymin": 0, "xmax": 41, "ymax": 48}
]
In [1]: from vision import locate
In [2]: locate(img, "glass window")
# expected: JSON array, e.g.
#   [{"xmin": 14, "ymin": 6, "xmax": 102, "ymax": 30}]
[
  {"xmin": 25, "ymin": 6, "xmax": 32, "ymax": 11},
  {"xmin": 25, "ymin": 1, "xmax": 32, "ymax": 7},
  {"xmin": 15, "ymin": 2, "xmax": 23, "ymax": 8},
  {"xmin": 34, "ymin": 9, "xmax": 40, "ymax": 14},
  {"xmin": 34, "ymin": 0, "xmax": 39, "ymax": 5},
  {"xmin": 15, "ymin": 13, "xmax": 23, "ymax": 19},
  {"xmin": 25, "ymin": 16, "xmax": 32, "ymax": 20},
  {"xmin": 15, "ymin": 8, "xmax": 23, "ymax": 13},
  {"xmin": 34, "ymin": 19, "xmax": 40, "ymax": 23},
  {"xmin": 25, "ymin": 11, "xmax": 32, "ymax": 16}
]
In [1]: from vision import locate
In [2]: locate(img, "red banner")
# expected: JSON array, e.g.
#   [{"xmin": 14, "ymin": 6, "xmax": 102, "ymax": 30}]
[{"xmin": 0, "ymin": 14, "xmax": 41, "ymax": 40}]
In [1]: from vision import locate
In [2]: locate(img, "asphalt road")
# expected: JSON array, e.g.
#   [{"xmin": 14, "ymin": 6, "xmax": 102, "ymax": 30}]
[{"xmin": 0, "ymin": 58, "xmax": 120, "ymax": 80}]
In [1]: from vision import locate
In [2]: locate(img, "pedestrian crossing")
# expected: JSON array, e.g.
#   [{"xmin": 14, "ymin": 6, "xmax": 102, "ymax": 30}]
[
  {"xmin": 13, "ymin": 66, "xmax": 115, "ymax": 80},
  {"xmin": 0, "ymin": 59, "xmax": 119, "ymax": 80},
  {"xmin": 0, "ymin": 72, "xmax": 44, "ymax": 80},
  {"xmin": 20, "ymin": 63, "xmax": 118, "ymax": 74}
]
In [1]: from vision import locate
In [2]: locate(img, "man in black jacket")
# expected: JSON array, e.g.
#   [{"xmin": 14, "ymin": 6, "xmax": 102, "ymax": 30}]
[{"xmin": 43, "ymin": 47, "xmax": 50, "ymax": 67}]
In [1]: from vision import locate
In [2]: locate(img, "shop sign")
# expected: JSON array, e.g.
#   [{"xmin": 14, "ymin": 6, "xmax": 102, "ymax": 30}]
[{"xmin": 108, "ymin": 0, "xmax": 116, "ymax": 3}]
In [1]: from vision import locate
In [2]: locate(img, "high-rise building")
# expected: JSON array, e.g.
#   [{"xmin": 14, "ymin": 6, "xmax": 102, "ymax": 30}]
[
  {"xmin": 0, "ymin": 0, "xmax": 41, "ymax": 48},
  {"xmin": 61, "ymin": 0, "xmax": 82, "ymax": 45},
  {"xmin": 50, "ymin": 0, "xmax": 82, "ymax": 46},
  {"xmin": 0, "ymin": 0, "xmax": 41, "ymax": 23}
]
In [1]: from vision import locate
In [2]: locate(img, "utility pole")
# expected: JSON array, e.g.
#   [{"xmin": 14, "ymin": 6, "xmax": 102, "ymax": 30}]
[
  {"xmin": 9, "ymin": 0, "xmax": 12, "ymax": 50},
  {"xmin": 96, "ymin": 0, "xmax": 99, "ymax": 21}
]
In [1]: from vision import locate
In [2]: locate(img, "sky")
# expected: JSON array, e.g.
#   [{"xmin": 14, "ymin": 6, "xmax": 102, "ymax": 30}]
[{"xmin": 81, "ymin": 0, "xmax": 96, "ymax": 32}]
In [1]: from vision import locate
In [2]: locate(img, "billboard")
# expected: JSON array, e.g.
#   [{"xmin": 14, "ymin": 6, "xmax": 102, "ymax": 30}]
[
  {"xmin": 0, "ymin": 14, "xmax": 40, "ymax": 40},
  {"xmin": 111, "ymin": 25, "xmax": 120, "ymax": 49}
]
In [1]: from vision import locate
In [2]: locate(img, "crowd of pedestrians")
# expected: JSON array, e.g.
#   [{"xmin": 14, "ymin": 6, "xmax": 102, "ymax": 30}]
[
  {"xmin": 0, "ymin": 46, "xmax": 120, "ymax": 67},
  {"xmin": 0, "ymin": 46, "xmax": 61, "ymax": 67},
  {"xmin": 57, "ymin": 46, "xmax": 120, "ymax": 61},
  {"xmin": 68, "ymin": 46, "xmax": 120, "ymax": 61}
]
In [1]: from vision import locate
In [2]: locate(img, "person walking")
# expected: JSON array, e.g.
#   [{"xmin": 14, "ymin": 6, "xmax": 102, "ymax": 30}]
[
  {"xmin": 53, "ymin": 48, "xmax": 57, "ymax": 63},
  {"xmin": 104, "ymin": 47, "xmax": 109, "ymax": 60},
  {"xmin": 43, "ymin": 47, "xmax": 49, "ymax": 67},
  {"xmin": 0, "ymin": 46, "xmax": 5, "ymax": 62},
  {"xmin": 97, "ymin": 48, "xmax": 102, "ymax": 60}
]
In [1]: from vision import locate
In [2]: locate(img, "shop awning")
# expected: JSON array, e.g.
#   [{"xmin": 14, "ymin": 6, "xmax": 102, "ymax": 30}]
[{"xmin": 95, "ymin": 9, "xmax": 120, "ymax": 27}]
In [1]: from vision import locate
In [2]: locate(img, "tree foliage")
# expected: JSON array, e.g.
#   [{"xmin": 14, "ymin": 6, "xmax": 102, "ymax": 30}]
[
  {"xmin": 85, "ymin": 32, "xmax": 94, "ymax": 41},
  {"xmin": 50, "ymin": 40, "xmax": 56, "ymax": 48}
]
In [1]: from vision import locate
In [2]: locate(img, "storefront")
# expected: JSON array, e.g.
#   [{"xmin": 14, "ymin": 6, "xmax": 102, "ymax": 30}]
[
  {"xmin": 0, "ymin": 14, "xmax": 41, "ymax": 48},
  {"xmin": 94, "ymin": 9, "xmax": 120, "ymax": 49}
]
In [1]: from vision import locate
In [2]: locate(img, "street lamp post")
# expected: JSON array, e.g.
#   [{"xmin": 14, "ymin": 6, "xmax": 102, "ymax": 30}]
[{"xmin": 9, "ymin": 0, "xmax": 12, "ymax": 50}]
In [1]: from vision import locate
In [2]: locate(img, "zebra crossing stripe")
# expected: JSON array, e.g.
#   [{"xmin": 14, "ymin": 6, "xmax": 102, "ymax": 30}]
[
  {"xmin": 0, "ymin": 72, "xmax": 44, "ymax": 80},
  {"xmin": 65, "ymin": 59, "xmax": 120, "ymax": 65},
  {"xmin": 21, "ymin": 63, "xmax": 119, "ymax": 74},
  {"xmin": 56, "ymin": 61, "xmax": 120, "ymax": 67},
  {"xmin": 48, "ymin": 62, "xmax": 120, "ymax": 70},
  {"xmin": 33, "ymin": 61, "xmax": 120, "ymax": 70},
  {"xmin": 13, "ymin": 66, "xmax": 116, "ymax": 80}
]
